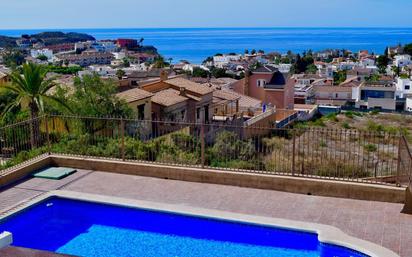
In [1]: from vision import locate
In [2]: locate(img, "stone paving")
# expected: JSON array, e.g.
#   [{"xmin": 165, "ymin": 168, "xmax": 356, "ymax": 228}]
[{"xmin": 0, "ymin": 169, "xmax": 411, "ymax": 257}]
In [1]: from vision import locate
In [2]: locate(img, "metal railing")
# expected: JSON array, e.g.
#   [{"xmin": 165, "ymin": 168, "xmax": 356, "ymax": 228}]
[
  {"xmin": 0, "ymin": 114, "xmax": 409, "ymax": 186},
  {"xmin": 398, "ymin": 135, "xmax": 412, "ymax": 187}
]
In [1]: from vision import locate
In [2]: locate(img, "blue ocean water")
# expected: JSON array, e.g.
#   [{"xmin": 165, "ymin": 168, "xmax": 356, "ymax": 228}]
[
  {"xmin": 0, "ymin": 197, "xmax": 368, "ymax": 257},
  {"xmin": 1, "ymin": 27, "xmax": 412, "ymax": 63}
]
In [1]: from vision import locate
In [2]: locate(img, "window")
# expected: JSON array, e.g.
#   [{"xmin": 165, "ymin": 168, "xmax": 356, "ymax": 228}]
[
  {"xmin": 137, "ymin": 104, "xmax": 145, "ymax": 120},
  {"xmin": 257, "ymin": 79, "xmax": 266, "ymax": 88},
  {"xmin": 406, "ymin": 85, "xmax": 410, "ymax": 90},
  {"xmin": 196, "ymin": 108, "xmax": 201, "ymax": 120},
  {"xmin": 181, "ymin": 110, "xmax": 185, "ymax": 120},
  {"xmin": 204, "ymin": 105, "xmax": 209, "ymax": 123}
]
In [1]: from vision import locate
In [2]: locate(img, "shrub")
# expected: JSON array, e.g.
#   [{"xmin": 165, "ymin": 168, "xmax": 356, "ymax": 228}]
[
  {"xmin": 369, "ymin": 109, "xmax": 380, "ymax": 115},
  {"xmin": 325, "ymin": 113, "xmax": 339, "ymax": 122},
  {"xmin": 208, "ymin": 131, "xmax": 255, "ymax": 162},
  {"xmin": 342, "ymin": 122, "xmax": 351, "ymax": 129},
  {"xmin": 364, "ymin": 144, "xmax": 378, "ymax": 152},
  {"xmin": 366, "ymin": 121, "xmax": 384, "ymax": 133}
]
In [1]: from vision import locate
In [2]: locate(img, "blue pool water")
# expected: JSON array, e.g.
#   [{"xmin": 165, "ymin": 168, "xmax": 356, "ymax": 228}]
[{"xmin": 0, "ymin": 197, "xmax": 369, "ymax": 257}]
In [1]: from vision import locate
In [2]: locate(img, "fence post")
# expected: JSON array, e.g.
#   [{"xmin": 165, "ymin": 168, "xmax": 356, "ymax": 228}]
[
  {"xmin": 292, "ymin": 130, "xmax": 296, "ymax": 176},
  {"xmin": 45, "ymin": 115, "xmax": 51, "ymax": 155},
  {"xmin": 396, "ymin": 136, "xmax": 403, "ymax": 187},
  {"xmin": 120, "ymin": 118, "xmax": 125, "ymax": 161},
  {"xmin": 200, "ymin": 124, "xmax": 205, "ymax": 169}
]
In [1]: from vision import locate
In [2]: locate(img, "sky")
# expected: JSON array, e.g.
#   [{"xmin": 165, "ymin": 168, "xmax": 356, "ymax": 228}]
[{"xmin": 1, "ymin": 0, "xmax": 412, "ymax": 29}]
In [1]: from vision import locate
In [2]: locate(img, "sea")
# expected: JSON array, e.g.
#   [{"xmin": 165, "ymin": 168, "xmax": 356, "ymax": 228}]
[{"xmin": 1, "ymin": 27, "xmax": 412, "ymax": 64}]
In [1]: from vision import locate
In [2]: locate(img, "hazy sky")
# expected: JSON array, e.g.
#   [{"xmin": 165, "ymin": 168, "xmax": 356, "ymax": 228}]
[{"xmin": 1, "ymin": 0, "xmax": 412, "ymax": 29}]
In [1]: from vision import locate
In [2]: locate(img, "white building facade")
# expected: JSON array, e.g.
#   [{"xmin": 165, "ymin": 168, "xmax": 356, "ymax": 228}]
[
  {"xmin": 30, "ymin": 49, "xmax": 54, "ymax": 60},
  {"xmin": 394, "ymin": 55, "xmax": 412, "ymax": 67}
]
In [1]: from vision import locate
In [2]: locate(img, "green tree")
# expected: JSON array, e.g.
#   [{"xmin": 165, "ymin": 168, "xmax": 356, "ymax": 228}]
[
  {"xmin": 192, "ymin": 67, "xmax": 210, "ymax": 78},
  {"xmin": 333, "ymin": 71, "xmax": 347, "ymax": 85},
  {"xmin": 61, "ymin": 74, "xmax": 132, "ymax": 118},
  {"xmin": 1, "ymin": 63, "xmax": 70, "ymax": 146},
  {"xmin": 211, "ymin": 67, "xmax": 227, "ymax": 78},
  {"xmin": 404, "ymin": 43, "xmax": 412, "ymax": 56},
  {"xmin": 36, "ymin": 54, "xmax": 48, "ymax": 61},
  {"xmin": 152, "ymin": 56, "xmax": 169, "ymax": 68},
  {"xmin": 293, "ymin": 54, "xmax": 314, "ymax": 74},
  {"xmin": 2, "ymin": 49, "xmax": 25, "ymax": 68},
  {"xmin": 123, "ymin": 58, "xmax": 130, "ymax": 68},
  {"xmin": 391, "ymin": 66, "xmax": 400, "ymax": 76},
  {"xmin": 305, "ymin": 64, "xmax": 318, "ymax": 74},
  {"xmin": 116, "ymin": 69, "xmax": 126, "ymax": 79},
  {"xmin": 366, "ymin": 74, "xmax": 380, "ymax": 82},
  {"xmin": 376, "ymin": 55, "xmax": 389, "ymax": 74},
  {"xmin": 280, "ymin": 56, "xmax": 291, "ymax": 64},
  {"xmin": 45, "ymin": 64, "xmax": 82, "ymax": 75}
]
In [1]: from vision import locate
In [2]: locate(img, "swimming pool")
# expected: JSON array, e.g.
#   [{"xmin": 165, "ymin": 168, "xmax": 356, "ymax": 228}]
[{"xmin": 0, "ymin": 195, "xmax": 376, "ymax": 257}]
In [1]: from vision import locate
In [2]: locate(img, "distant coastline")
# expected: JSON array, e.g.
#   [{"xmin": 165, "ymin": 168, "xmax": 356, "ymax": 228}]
[{"xmin": 1, "ymin": 27, "xmax": 412, "ymax": 64}]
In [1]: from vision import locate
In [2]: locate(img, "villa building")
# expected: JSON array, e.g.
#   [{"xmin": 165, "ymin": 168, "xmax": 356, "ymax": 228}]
[
  {"xmin": 396, "ymin": 77, "xmax": 412, "ymax": 112},
  {"xmin": 394, "ymin": 55, "xmax": 412, "ymax": 68},
  {"xmin": 57, "ymin": 52, "xmax": 114, "ymax": 67},
  {"xmin": 354, "ymin": 81, "xmax": 397, "ymax": 110},
  {"xmin": 116, "ymin": 88, "xmax": 153, "ymax": 120},
  {"xmin": 232, "ymin": 65, "xmax": 295, "ymax": 110},
  {"xmin": 30, "ymin": 49, "xmax": 54, "ymax": 61},
  {"xmin": 141, "ymin": 76, "xmax": 214, "ymax": 123},
  {"xmin": 213, "ymin": 54, "xmax": 242, "ymax": 68},
  {"xmin": 47, "ymin": 43, "xmax": 75, "ymax": 54}
]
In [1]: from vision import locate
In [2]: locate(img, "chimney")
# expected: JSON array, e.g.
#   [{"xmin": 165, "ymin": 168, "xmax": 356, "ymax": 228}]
[
  {"xmin": 160, "ymin": 69, "xmax": 168, "ymax": 81},
  {"xmin": 179, "ymin": 87, "xmax": 186, "ymax": 97},
  {"xmin": 244, "ymin": 69, "xmax": 250, "ymax": 96}
]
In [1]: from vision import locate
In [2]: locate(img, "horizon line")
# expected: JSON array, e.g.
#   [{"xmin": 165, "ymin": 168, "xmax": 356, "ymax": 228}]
[{"xmin": 1, "ymin": 26, "xmax": 412, "ymax": 31}]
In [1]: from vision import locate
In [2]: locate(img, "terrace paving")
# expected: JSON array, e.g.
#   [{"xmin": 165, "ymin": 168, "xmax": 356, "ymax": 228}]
[{"xmin": 0, "ymin": 170, "xmax": 411, "ymax": 257}]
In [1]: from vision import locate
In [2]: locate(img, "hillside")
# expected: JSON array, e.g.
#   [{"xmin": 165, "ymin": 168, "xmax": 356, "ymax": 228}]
[
  {"xmin": 30, "ymin": 32, "xmax": 95, "ymax": 45},
  {"xmin": 0, "ymin": 31, "xmax": 95, "ymax": 48},
  {"xmin": 0, "ymin": 36, "xmax": 17, "ymax": 48}
]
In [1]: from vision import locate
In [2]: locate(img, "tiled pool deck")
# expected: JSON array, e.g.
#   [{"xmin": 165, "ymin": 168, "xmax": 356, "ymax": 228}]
[{"xmin": 0, "ymin": 169, "xmax": 411, "ymax": 257}]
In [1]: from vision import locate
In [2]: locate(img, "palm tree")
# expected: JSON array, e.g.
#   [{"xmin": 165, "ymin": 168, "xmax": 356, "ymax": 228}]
[
  {"xmin": 1, "ymin": 62, "xmax": 70, "ymax": 147},
  {"xmin": 153, "ymin": 56, "xmax": 168, "ymax": 69}
]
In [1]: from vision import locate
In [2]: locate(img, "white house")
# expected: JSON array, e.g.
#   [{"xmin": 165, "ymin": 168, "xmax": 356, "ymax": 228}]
[
  {"xmin": 91, "ymin": 41, "xmax": 117, "ymax": 52},
  {"xmin": 406, "ymin": 97, "xmax": 412, "ymax": 112},
  {"xmin": 30, "ymin": 49, "xmax": 54, "ymax": 60},
  {"xmin": 360, "ymin": 57, "xmax": 375, "ymax": 67},
  {"xmin": 394, "ymin": 55, "xmax": 412, "ymax": 67},
  {"xmin": 338, "ymin": 61, "xmax": 357, "ymax": 70},
  {"xmin": 182, "ymin": 64, "xmax": 209, "ymax": 73},
  {"xmin": 88, "ymin": 65, "xmax": 115, "ymax": 77},
  {"xmin": 113, "ymin": 52, "xmax": 127, "ymax": 60},
  {"xmin": 213, "ymin": 54, "xmax": 242, "ymax": 68},
  {"xmin": 396, "ymin": 77, "xmax": 412, "ymax": 99},
  {"xmin": 274, "ymin": 63, "xmax": 292, "ymax": 73}
]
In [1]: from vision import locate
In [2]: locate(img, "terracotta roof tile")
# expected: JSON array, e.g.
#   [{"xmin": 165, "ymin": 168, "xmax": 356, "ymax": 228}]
[
  {"xmin": 165, "ymin": 77, "xmax": 213, "ymax": 95},
  {"xmin": 151, "ymin": 88, "xmax": 188, "ymax": 107},
  {"xmin": 213, "ymin": 90, "xmax": 241, "ymax": 101},
  {"xmin": 116, "ymin": 88, "xmax": 154, "ymax": 103}
]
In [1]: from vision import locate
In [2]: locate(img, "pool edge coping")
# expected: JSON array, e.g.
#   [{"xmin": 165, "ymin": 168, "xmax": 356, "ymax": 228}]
[{"xmin": 0, "ymin": 190, "xmax": 400, "ymax": 257}]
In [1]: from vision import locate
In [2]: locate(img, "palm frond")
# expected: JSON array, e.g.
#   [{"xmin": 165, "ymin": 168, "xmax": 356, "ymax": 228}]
[{"xmin": 42, "ymin": 95, "xmax": 73, "ymax": 113}]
